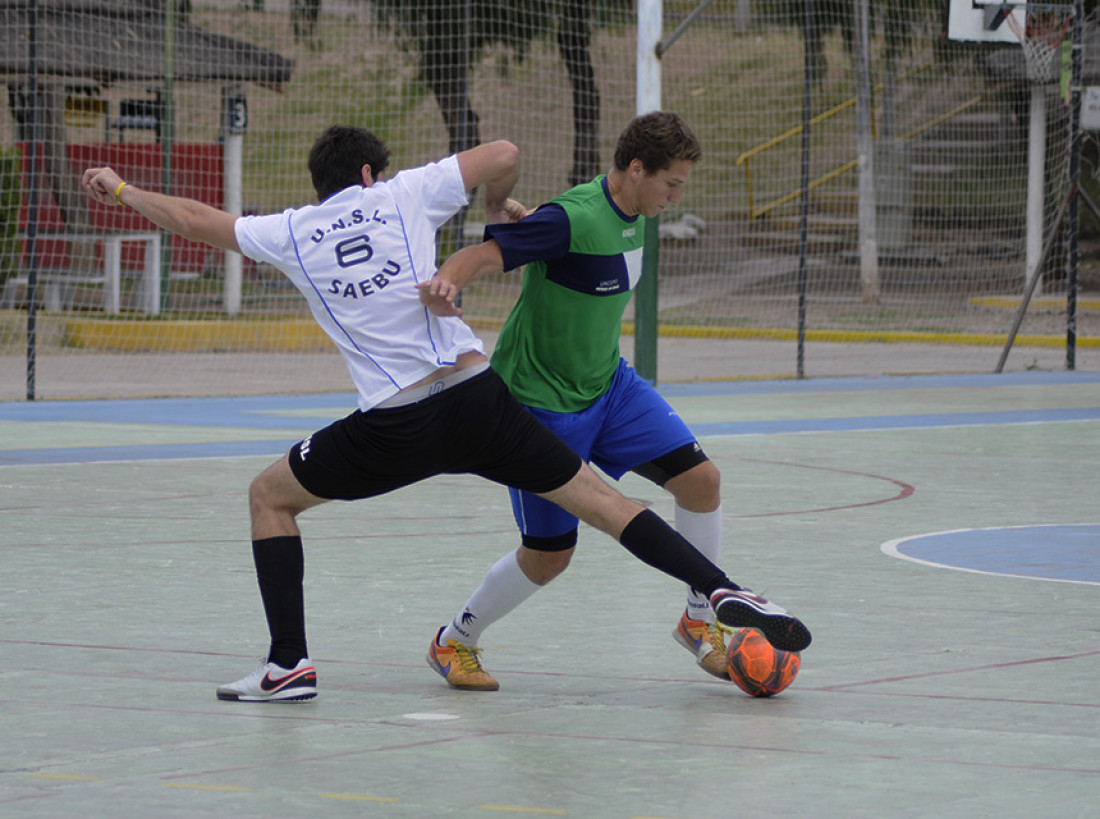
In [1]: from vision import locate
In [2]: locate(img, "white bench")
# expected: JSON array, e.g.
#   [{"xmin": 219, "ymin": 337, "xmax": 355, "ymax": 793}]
[{"xmin": 2, "ymin": 232, "xmax": 162, "ymax": 314}]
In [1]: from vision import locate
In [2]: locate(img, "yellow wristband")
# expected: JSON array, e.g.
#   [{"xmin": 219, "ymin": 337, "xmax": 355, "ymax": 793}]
[{"xmin": 114, "ymin": 181, "xmax": 128, "ymax": 206}]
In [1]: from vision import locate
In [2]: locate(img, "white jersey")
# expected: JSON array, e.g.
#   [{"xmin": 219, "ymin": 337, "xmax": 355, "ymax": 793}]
[{"xmin": 234, "ymin": 155, "xmax": 484, "ymax": 410}]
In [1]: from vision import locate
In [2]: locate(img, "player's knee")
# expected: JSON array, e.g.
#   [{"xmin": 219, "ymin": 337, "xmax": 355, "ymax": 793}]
[
  {"xmin": 518, "ymin": 536, "xmax": 576, "ymax": 585},
  {"xmin": 248, "ymin": 472, "xmax": 276, "ymax": 517},
  {"xmin": 523, "ymin": 552, "xmax": 573, "ymax": 585},
  {"xmin": 695, "ymin": 459, "xmax": 722, "ymax": 495},
  {"xmin": 249, "ymin": 467, "xmax": 301, "ymax": 519},
  {"xmin": 669, "ymin": 459, "xmax": 721, "ymax": 510}
]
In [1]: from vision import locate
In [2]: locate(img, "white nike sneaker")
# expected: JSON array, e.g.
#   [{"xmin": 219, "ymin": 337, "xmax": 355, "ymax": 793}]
[
  {"xmin": 710, "ymin": 588, "xmax": 812, "ymax": 653},
  {"xmin": 216, "ymin": 658, "xmax": 317, "ymax": 702}
]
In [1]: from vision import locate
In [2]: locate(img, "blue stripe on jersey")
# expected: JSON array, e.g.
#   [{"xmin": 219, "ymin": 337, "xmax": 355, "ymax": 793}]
[
  {"xmin": 545, "ymin": 252, "xmax": 630, "ymax": 295},
  {"xmin": 288, "ymin": 209, "xmax": 400, "ymax": 388},
  {"xmin": 392, "ymin": 198, "xmax": 451, "ymax": 366}
]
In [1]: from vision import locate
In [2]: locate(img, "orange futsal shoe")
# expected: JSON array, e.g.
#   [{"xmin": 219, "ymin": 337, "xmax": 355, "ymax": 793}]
[
  {"xmin": 673, "ymin": 609, "xmax": 730, "ymax": 679},
  {"xmin": 427, "ymin": 628, "xmax": 500, "ymax": 691}
]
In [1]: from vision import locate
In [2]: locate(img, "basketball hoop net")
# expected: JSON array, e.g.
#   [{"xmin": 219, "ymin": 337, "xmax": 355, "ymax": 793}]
[{"xmin": 1003, "ymin": 3, "xmax": 1073, "ymax": 84}]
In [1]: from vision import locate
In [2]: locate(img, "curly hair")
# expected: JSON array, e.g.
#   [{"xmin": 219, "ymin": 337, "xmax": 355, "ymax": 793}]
[{"xmin": 612, "ymin": 111, "xmax": 702, "ymax": 174}]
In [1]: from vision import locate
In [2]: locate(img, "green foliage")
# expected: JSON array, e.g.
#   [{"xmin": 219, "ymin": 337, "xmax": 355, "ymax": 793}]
[{"xmin": 0, "ymin": 146, "xmax": 22, "ymax": 284}]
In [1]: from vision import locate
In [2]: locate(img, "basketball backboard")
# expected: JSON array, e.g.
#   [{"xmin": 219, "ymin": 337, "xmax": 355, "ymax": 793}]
[{"xmin": 946, "ymin": 0, "xmax": 1025, "ymax": 44}]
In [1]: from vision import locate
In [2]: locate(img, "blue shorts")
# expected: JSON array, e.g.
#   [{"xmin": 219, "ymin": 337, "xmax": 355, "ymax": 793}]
[{"xmin": 509, "ymin": 358, "xmax": 698, "ymax": 541}]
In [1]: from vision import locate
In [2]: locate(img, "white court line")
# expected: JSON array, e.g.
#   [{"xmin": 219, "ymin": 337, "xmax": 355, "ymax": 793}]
[{"xmin": 881, "ymin": 524, "xmax": 1100, "ymax": 586}]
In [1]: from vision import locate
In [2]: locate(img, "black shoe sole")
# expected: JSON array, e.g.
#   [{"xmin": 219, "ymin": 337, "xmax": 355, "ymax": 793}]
[
  {"xmin": 714, "ymin": 599, "xmax": 812, "ymax": 652},
  {"xmin": 215, "ymin": 690, "xmax": 317, "ymax": 702}
]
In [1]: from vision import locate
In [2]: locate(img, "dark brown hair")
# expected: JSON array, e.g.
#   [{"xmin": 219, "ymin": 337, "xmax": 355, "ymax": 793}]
[
  {"xmin": 307, "ymin": 125, "xmax": 391, "ymax": 201},
  {"xmin": 612, "ymin": 111, "xmax": 702, "ymax": 174}
]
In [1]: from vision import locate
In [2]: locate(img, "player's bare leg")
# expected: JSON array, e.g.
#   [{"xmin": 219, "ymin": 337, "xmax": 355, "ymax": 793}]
[
  {"xmin": 249, "ymin": 454, "xmax": 328, "ymax": 538},
  {"xmin": 219, "ymin": 454, "xmax": 328, "ymax": 702},
  {"xmin": 665, "ymin": 460, "xmax": 730, "ymax": 677},
  {"xmin": 427, "ymin": 463, "xmax": 810, "ymax": 691}
]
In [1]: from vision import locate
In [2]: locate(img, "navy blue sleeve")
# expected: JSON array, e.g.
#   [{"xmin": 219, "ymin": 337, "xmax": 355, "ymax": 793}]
[{"xmin": 483, "ymin": 203, "xmax": 571, "ymax": 272}]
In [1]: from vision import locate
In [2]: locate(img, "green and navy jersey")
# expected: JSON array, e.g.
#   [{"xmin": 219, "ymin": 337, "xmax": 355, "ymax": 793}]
[{"xmin": 485, "ymin": 176, "xmax": 645, "ymax": 412}]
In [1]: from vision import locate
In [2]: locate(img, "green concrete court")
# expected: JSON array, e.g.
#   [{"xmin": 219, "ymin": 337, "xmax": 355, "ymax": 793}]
[{"xmin": 1, "ymin": 372, "xmax": 1098, "ymax": 818}]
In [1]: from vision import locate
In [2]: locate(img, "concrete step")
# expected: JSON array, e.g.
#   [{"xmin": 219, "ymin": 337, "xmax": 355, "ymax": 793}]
[
  {"xmin": 738, "ymin": 230, "xmax": 848, "ymax": 254},
  {"xmin": 811, "ymin": 191, "xmax": 859, "ymax": 216},
  {"xmin": 911, "ymin": 139, "xmax": 1001, "ymax": 155},
  {"xmin": 763, "ymin": 214, "xmax": 858, "ymax": 235},
  {"xmin": 921, "ymin": 111, "xmax": 1006, "ymax": 141},
  {"xmin": 912, "ymin": 163, "xmax": 962, "ymax": 176}
]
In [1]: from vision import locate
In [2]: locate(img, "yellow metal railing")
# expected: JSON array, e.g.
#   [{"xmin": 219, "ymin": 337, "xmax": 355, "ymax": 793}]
[
  {"xmin": 735, "ymin": 65, "xmax": 985, "ymax": 219},
  {"xmin": 736, "ymin": 93, "xmax": 869, "ymax": 218}
]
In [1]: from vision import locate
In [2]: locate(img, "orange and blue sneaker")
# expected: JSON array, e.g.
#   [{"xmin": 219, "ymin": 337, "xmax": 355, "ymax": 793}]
[
  {"xmin": 427, "ymin": 627, "xmax": 499, "ymax": 691},
  {"xmin": 215, "ymin": 657, "xmax": 317, "ymax": 702},
  {"xmin": 673, "ymin": 609, "xmax": 730, "ymax": 679}
]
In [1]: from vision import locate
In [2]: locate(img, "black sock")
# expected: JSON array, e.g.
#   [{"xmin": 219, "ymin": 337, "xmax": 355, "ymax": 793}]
[
  {"xmin": 252, "ymin": 535, "xmax": 309, "ymax": 668},
  {"xmin": 618, "ymin": 509, "xmax": 739, "ymax": 598}
]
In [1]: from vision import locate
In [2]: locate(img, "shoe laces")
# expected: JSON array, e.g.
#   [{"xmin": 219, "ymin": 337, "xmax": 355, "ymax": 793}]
[
  {"xmin": 450, "ymin": 641, "xmax": 487, "ymax": 673},
  {"xmin": 705, "ymin": 621, "xmax": 731, "ymax": 653}
]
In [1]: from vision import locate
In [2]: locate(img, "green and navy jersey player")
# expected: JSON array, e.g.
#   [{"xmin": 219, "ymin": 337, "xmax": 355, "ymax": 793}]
[
  {"xmin": 420, "ymin": 111, "xmax": 761, "ymax": 686},
  {"xmin": 487, "ymin": 174, "xmax": 707, "ymax": 537}
]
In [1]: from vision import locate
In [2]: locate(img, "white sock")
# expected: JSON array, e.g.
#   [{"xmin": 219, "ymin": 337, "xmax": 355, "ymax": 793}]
[
  {"xmin": 675, "ymin": 504, "xmax": 722, "ymax": 624},
  {"xmin": 440, "ymin": 550, "xmax": 540, "ymax": 647}
]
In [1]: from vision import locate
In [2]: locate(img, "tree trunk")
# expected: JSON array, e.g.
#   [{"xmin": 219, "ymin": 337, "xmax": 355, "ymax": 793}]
[
  {"xmin": 421, "ymin": 1, "xmax": 479, "ymax": 158},
  {"xmin": 557, "ymin": 0, "xmax": 600, "ymax": 187}
]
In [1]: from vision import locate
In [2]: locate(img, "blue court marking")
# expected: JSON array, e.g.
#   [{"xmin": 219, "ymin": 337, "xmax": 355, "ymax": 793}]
[
  {"xmin": 690, "ymin": 407, "xmax": 1100, "ymax": 438},
  {"xmin": 0, "ymin": 392, "xmax": 357, "ymax": 429},
  {"xmin": 657, "ymin": 369, "xmax": 1100, "ymax": 397},
  {"xmin": 0, "ymin": 439, "xmax": 303, "ymax": 466},
  {"xmin": 1, "ymin": 372, "xmax": 1097, "ymax": 465},
  {"xmin": 0, "ymin": 392, "xmax": 356, "ymax": 466},
  {"xmin": 882, "ymin": 525, "xmax": 1100, "ymax": 585}
]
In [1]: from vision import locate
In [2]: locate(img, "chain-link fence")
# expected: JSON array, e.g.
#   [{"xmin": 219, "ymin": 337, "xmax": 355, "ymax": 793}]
[{"xmin": 0, "ymin": 0, "xmax": 1095, "ymax": 399}]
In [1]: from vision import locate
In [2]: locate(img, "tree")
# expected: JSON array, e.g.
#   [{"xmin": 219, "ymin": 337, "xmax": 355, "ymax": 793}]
[
  {"xmin": 558, "ymin": 0, "xmax": 600, "ymax": 186},
  {"xmin": 777, "ymin": 0, "xmax": 942, "ymax": 134},
  {"xmin": 372, "ymin": 0, "xmax": 608, "ymax": 184},
  {"xmin": 291, "ymin": 0, "xmax": 321, "ymax": 48}
]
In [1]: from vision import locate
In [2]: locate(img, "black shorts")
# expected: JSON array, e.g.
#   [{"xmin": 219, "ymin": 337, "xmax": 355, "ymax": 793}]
[{"xmin": 288, "ymin": 369, "xmax": 582, "ymax": 501}]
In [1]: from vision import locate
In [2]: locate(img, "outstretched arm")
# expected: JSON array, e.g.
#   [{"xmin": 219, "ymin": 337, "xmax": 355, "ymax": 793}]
[
  {"xmin": 417, "ymin": 239, "xmax": 505, "ymax": 317},
  {"xmin": 455, "ymin": 140, "xmax": 519, "ymax": 215},
  {"xmin": 81, "ymin": 166, "xmax": 241, "ymax": 253},
  {"xmin": 420, "ymin": 139, "xmax": 532, "ymax": 316}
]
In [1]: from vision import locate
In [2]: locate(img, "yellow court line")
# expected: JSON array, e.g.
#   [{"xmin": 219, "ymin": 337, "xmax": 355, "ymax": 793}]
[
  {"xmin": 161, "ymin": 782, "xmax": 252, "ymax": 792},
  {"xmin": 64, "ymin": 317, "xmax": 329, "ymax": 353},
  {"xmin": 62, "ymin": 315, "xmax": 1099, "ymax": 352},
  {"xmin": 27, "ymin": 773, "xmax": 103, "ymax": 781},
  {"xmin": 970, "ymin": 295, "xmax": 1100, "ymax": 311},
  {"xmin": 620, "ymin": 322, "xmax": 1100, "ymax": 348},
  {"xmin": 477, "ymin": 807, "xmax": 568, "ymax": 815},
  {"xmin": 317, "ymin": 792, "xmax": 399, "ymax": 802}
]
